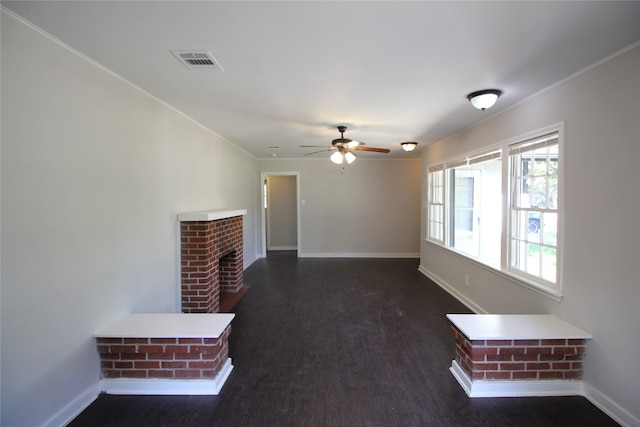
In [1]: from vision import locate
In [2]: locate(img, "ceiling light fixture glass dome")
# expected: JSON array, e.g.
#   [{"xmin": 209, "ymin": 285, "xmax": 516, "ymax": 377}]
[{"xmin": 467, "ymin": 89, "xmax": 502, "ymax": 110}]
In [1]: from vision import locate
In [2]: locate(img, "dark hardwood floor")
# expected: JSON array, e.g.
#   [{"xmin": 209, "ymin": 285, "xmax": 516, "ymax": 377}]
[{"xmin": 69, "ymin": 253, "xmax": 618, "ymax": 426}]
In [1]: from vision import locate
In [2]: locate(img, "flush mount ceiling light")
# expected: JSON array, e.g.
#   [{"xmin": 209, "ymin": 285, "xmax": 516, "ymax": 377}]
[
  {"xmin": 467, "ymin": 89, "xmax": 502, "ymax": 111},
  {"xmin": 401, "ymin": 142, "xmax": 418, "ymax": 152}
]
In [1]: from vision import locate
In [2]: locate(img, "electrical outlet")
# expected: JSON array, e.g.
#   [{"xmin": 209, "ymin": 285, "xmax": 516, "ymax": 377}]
[{"xmin": 464, "ymin": 275, "xmax": 470, "ymax": 286}]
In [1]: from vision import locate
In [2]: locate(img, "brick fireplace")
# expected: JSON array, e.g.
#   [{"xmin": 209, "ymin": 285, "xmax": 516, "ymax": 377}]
[{"xmin": 178, "ymin": 209, "xmax": 247, "ymax": 313}]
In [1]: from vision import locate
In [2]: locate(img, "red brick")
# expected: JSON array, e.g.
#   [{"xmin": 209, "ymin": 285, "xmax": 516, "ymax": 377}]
[
  {"xmin": 571, "ymin": 361, "xmax": 584, "ymax": 370},
  {"xmin": 165, "ymin": 345, "xmax": 190, "ymax": 353},
  {"xmin": 514, "ymin": 339, "xmax": 541, "ymax": 346},
  {"xmin": 97, "ymin": 338, "xmax": 123, "ymax": 344},
  {"xmin": 486, "ymin": 354, "xmax": 513, "ymax": 362},
  {"xmin": 513, "ymin": 353, "xmax": 539, "ymax": 361},
  {"xmin": 513, "ymin": 371, "xmax": 538, "ymax": 380},
  {"xmin": 99, "ymin": 352, "xmax": 120, "ymax": 360},
  {"xmin": 552, "ymin": 362, "xmax": 571, "ymax": 370},
  {"xmin": 499, "ymin": 347, "xmax": 525, "ymax": 356},
  {"xmin": 553, "ymin": 346, "xmax": 579, "ymax": 355},
  {"xmin": 486, "ymin": 340, "xmax": 513, "ymax": 346},
  {"xmin": 527, "ymin": 362, "xmax": 551, "ymax": 370},
  {"xmin": 135, "ymin": 361, "xmax": 161, "ymax": 369},
  {"xmin": 471, "ymin": 362, "xmax": 499, "ymax": 371},
  {"xmin": 149, "ymin": 338, "xmax": 177, "ymax": 344},
  {"xmin": 539, "ymin": 371, "xmax": 564, "ymax": 380},
  {"xmin": 485, "ymin": 371, "xmax": 512, "ymax": 380},
  {"xmin": 123, "ymin": 338, "xmax": 150, "ymax": 344},
  {"xmin": 126, "ymin": 370, "xmax": 148, "ymax": 378},
  {"xmin": 539, "ymin": 354, "xmax": 564, "ymax": 361},
  {"xmin": 147, "ymin": 352, "xmax": 175, "ymax": 360},
  {"xmin": 120, "ymin": 352, "xmax": 147, "ymax": 360},
  {"xmin": 202, "ymin": 352, "xmax": 223, "ymax": 361},
  {"xmin": 162, "ymin": 361, "xmax": 187, "ymax": 369},
  {"xmin": 137, "ymin": 345, "xmax": 164, "ymax": 353},
  {"xmin": 177, "ymin": 351, "xmax": 204, "ymax": 360},
  {"xmin": 183, "ymin": 345, "xmax": 210, "ymax": 355},
  {"xmin": 148, "ymin": 370, "xmax": 174, "ymax": 378},
  {"xmin": 541, "ymin": 339, "xmax": 566, "ymax": 346},
  {"xmin": 179, "ymin": 338, "xmax": 204, "ymax": 345},
  {"xmin": 189, "ymin": 361, "xmax": 215, "ymax": 369},
  {"xmin": 111, "ymin": 345, "xmax": 136, "ymax": 353},
  {"xmin": 114, "ymin": 361, "xmax": 133, "ymax": 369},
  {"xmin": 526, "ymin": 347, "xmax": 552, "ymax": 355},
  {"xmin": 499, "ymin": 363, "xmax": 525, "ymax": 371},
  {"xmin": 174, "ymin": 370, "xmax": 201, "ymax": 378}
]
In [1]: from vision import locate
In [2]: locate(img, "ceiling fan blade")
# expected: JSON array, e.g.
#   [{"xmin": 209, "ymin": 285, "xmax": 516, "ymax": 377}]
[
  {"xmin": 352, "ymin": 146, "xmax": 391, "ymax": 153},
  {"xmin": 304, "ymin": 148, "xmax": 334, "ymax": 156}
]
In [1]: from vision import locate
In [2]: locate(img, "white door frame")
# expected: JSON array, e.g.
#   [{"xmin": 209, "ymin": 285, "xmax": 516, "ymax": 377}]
[{"xmin": 260, "ymin": 172, "xmax": 301, "ymax": 258}]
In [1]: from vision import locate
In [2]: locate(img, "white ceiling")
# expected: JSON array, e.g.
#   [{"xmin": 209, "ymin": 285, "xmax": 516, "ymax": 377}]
[{"xmin": 4, "ymin": 1, "xmax": 640, "ymax": 159}]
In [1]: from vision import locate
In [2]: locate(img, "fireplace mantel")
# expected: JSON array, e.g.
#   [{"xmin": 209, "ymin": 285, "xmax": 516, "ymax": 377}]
[{"xmin": 178, "ymin": 209, "xmax": 247, "ymax": 222}]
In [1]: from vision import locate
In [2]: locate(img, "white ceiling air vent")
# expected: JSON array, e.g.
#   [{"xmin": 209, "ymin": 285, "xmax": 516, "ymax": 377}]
[{"xmin": 171, "ymin": 50, "xmax": 223, "ymax": 71}]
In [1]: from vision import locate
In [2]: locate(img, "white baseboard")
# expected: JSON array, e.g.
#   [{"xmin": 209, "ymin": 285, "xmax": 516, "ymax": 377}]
[
  {"xmin": 299, "ymin": 252, "xmax": 420, "ymax": 258},
  {"xmin": 41, "ymin": 382, "xmax": 101, "ymax": 427},
  {"xmin": 243, "ymin": 254, "xmax": 259, "ymax": 269},
  {"xmin": 450, "ymin": 360, "xmax": 585, "ymax": 398},
  {"xmin": 267, "ymin": 246, "xmax": 297, "ymax": 251},
  {"xmin": 583, "ymin": 382, "xmax": 640, "ymax": 427},
  {"xmin": 418, "ymin": 265, "xmax": 487, "ymax": 314},
  {"xmin": 101, "ymin": 358, "xmax": 233, "ymax": 395}
]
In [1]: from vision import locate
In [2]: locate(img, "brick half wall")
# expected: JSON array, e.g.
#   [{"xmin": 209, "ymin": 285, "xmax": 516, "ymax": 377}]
[
  {"xmin": 451, "ymin": 325, "xmax": 588, "ymax": 381},
  {"xmin": 97, "ymin": 325, "xmax": 231, "ymax": 380}
]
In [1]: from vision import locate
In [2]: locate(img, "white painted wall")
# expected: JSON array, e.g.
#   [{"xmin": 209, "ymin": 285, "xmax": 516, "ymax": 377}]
[
  {"xmin": 420, "ymin": 44, "xmax": 640, "ymax": 425},
  {"xmin": 0, "ymin": 12, "xmax": 259, "ymax": 427},
  {"xmin": 259, "ymin": 158, "xmax": 421, "ymax": 257}
]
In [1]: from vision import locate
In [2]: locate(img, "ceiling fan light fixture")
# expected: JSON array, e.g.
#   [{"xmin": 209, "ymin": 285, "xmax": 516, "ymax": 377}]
[
  {"xmin": 330, "ymin": 151, "xmax": 344, "ymax": 164},
  {"xmin": 345, "ymin": 151, "xmax": 357, "ymax": 164},
  {"xmin": 401, "ymin": 142, "xmax": 418, "ymax": 152},
  {"xmin": 467, "ymin": 89, "xmax": 502, "ymax": 110}
]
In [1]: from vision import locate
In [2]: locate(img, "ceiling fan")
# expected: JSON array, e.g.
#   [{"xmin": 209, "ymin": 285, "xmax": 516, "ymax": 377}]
[{"xmin": 301, "ymin": 126, "xmax": 390, "ymax": 165}]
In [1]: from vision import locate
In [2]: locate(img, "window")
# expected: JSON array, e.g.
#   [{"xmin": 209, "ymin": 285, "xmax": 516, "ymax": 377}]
[
  {"xmin": 447, "ymin": 151, "xmax": 502, "ymax": 268},
  {"xmin": 509, "ymin": 133, "xmax": 559, "ymax": 288},
  {"xmin": 426, "ymin": 127, "xmax": 562, "ymax": 297},
  {"xmin": 428, "ymin": 165, "xmax": 444, "ymax": 243}
]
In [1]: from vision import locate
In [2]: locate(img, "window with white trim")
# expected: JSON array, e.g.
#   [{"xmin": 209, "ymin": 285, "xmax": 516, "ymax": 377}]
[
  {"xmin": 427, "ymin": 165, "xmax": 444, "ymax": 244},
  {"xmin": 508, "ymin": 133, "xmax": 559, "ymax": 288},
  {"xmin": 426, "ymin": 127, "xmax": 562, "ymax": 296}
]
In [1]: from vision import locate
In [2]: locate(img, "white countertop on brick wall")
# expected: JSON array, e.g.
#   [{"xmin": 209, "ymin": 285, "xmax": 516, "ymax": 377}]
[
  {"xmin": 177, "ymin": 209, "xmax": 247, "ymax": 222},
  {"xmin": 446, "ymin": 314, "xmax": 591, "ymax": 340},
  {"xmin": 95, "ymin": 313, "xmax": 235, "ymax": 338}
]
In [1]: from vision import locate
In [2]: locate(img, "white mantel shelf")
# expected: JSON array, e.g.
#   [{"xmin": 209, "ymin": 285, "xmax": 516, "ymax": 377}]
[
  {"xmin": 95, "ymin": 313, "xmax": 235, "ymax": 338},
  {"xmin": 177, "ymin": 209, "xmax": 247, "ymax": 222},
  {"xmin": 446, "ymin": 314, "xmax": 591, "ymax": 340}
]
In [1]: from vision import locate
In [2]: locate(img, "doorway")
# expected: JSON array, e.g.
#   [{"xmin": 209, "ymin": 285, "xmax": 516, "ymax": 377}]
[{"xmin": 260, "ymin": 172, "xmax": 300, "ymax": 257}]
